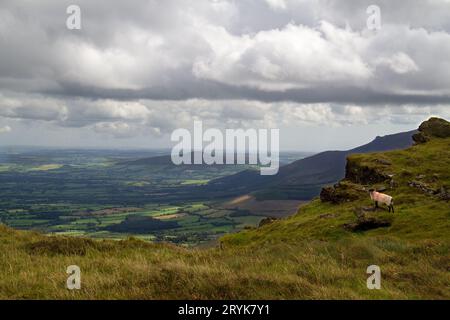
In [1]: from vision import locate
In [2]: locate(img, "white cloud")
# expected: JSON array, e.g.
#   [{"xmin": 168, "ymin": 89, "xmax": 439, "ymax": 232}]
[
  {"xmin": 0, "ymin": 125, "xmax": 11, "ymax": 133},
  {"xmin": 93, "ymin": 121, "xmax": 136, "ymax": 138},
  {"xmin": 193, "ymin": 21, "xmax": 372, "ymax": 90},
  {"xmin": 0, "ymin": 94, "xmax": 68, "ymax": 121},
  {"xmin": 375, "ymin": 52, "xmax": 419, "ymax": 74},
  {"xmin": 1, "ymin": 91, "xmax": 449, "ymax": 139},
  {"xmin": 265, "ymin": 0, "xmax": 287, "ymax": 10},
  {"xmin": 70, "ymin": 100, "xmax": 151, "ymax": 123}
]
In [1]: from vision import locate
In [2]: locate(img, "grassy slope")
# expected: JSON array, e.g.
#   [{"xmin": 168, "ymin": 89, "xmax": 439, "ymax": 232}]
[
  {"xmin": 0, "ymin": 137, "xmax": 449, "ymax": 299},
  {"xmin": 223, "ymin": 136, "xmax": 450, "ymax": 245}
]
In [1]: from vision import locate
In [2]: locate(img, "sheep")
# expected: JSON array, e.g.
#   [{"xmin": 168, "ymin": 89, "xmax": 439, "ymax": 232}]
[{"xmin": 369, "ymin": 189, "xmax": 395, "ymax": 213}]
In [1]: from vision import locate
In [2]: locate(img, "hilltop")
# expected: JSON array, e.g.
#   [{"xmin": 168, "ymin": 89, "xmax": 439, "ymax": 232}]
[{"xmin": 0, "ymin": 118, "xmax": 448, "ymax": 299}]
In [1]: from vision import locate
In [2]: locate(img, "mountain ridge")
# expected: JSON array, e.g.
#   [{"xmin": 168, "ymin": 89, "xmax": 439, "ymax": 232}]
[{"xmin": 209, "ymin": 129, "xmax": 417, "ymax": 200}]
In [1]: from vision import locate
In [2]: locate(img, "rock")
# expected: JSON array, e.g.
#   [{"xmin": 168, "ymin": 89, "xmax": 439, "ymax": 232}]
[
  {"xmin": 409, "ymin": 182, "xmax": 449, "ymax": 200},
  {"xmin": 345, "ymin": 160, "xmax": 390, "ymax": 184},
  {"xmin": 413, "ymin": 117, "xmax": 450, "ymax": 144},
  {"xmin": 320, "ymin": 186, "xmax": 338, "ymax": 203},
  {"xmin": 319, "ymin": 213, "xmax": 339, "ymax": 219},
  {"xmin": 258, "ymin": 217, "xmax": 277, "ymax": 227},
  {"xmin": 390, "ymin": 179, "xmax": 396, "ymax": 189},
  {"xmin": 375, "ymin": 158, "xmax": 392, "ymax": 165},
  {"xmin": 438, "ymin": 187, "xmax": 450, "ymax": 201},
  {"xmin": 412, "ymin": 132, "xmax": 430, "ymax": 144},
  {"xmin": 320, "ymin": 183, "xmax": 361, "ymax": 204},
  {"xmin": 344, "ymin": 209, "xmax": 392, "ymax": 232},
  {"xmin": 431, "ymin": 174, "xmax": 440, "ymax": 182},
  {"xmin": 344, "ymin": 217, "xmax": 392, "ymax": 232},
  {"xmin": 408, "ymin": 180, "xmax": 438, "ymax": 195}
]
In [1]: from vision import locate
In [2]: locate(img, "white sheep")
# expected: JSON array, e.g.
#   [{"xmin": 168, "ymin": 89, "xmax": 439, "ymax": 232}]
[{"xmin": 369, "ymin": 189, "xmax": 395, "ymax": 213}]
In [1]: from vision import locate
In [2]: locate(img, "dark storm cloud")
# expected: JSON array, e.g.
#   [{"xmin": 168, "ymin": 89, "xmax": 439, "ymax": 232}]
[{"xmin": 44, "ymin": 80, "xmax": 450, "ymax": 106}]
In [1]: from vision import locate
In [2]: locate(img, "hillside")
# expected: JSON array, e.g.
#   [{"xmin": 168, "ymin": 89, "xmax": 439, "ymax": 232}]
[
  {"xmin": 0, "ymin": 118, "xmax": 448, "ymax": 299},
  {"xmin": 208, "ymin": 130, "xmax": 416, "ymax": 200},
  {"xmin": 222, "ymin": 118, "xmax": 449, "ymax": 245}
]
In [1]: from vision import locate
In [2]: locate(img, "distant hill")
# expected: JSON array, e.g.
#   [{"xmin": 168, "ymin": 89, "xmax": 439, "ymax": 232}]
[
  {"xmin": 208, "ymin": 130, "xmax": 417, "ymax": 200},
  {"xmin": 117, "ymin": 152, "xmax": 195, "ymax": 166},
  {"xmin": 117, "ymin": 151, "xmax": 310, "ymax": 168},
  {"xmin": 118, "ymin": 151, "xmax": 256, "ymax": 167},
  {"xmin": 104, "ymin": 216, "xmax": 179, "ymax": 233}
]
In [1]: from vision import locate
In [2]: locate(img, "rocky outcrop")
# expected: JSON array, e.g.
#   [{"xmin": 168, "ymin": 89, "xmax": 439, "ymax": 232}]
[
  {"xmin": 320, "ymin": 186, "xmax": 340, "ymax": 203},
  {"xmin": 319, "ymin": 213, "xmax": 340, "ymax": 219},
  {"xmin": 320, "ymin": 182, "xmax": 363, "ymax": 204},
  {"xmin": 413, "ymin": 117, "xmax": 450, "ymax": 144},
  {"xmin": 343, "ymin": 215, "xmax": 392, "ymax": 232},
  {"xmin": 438, "ymin": 187, "xmax": 450, "ymax": 201},
  {"xmin": 343, "ymin": 207, "xmax": 392, "ymax": 232},
  {"xmin": 258, "ymin": 217, "xmax": 277, "ymax": 227},
  {"xmin": 408, "ymin": 181, "xmax": 449, "ymax": 201},
  {"xmin": 345, "ymin": 160, "xmax": 390, "ymax": 185},
  {"xmin": 318, "ymin": 116, "xmax": 449, "ymax": 229},
  {"xmin": 408, "ymin": 180, "xmax": 438, "ymax": 195}
]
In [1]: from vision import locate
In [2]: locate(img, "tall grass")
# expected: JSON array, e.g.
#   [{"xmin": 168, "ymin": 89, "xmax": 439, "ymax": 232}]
[{"xmin": 0, "ymin": 225, "xmax": 448, "ymax": 299}]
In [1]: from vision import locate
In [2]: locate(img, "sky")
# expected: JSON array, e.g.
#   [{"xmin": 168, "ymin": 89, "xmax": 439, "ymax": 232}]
[{"xmin": 0, "ymin": 0, "xmax": 449, "ymax": 152}]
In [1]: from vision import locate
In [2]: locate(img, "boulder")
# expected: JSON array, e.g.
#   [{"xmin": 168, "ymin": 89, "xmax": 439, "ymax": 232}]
[
  {"xmin": 344, "ymin": 208, "xmax": 392, "ymax": 232},
  {"xmin": 413, "ymin": 117, "xmax": 450, "ymax": 144},
  {"xmin": 345, "ymin": 160, "xmax": 390, "ymax": 184},
  {"xmin": 258, "ymin": 217, "xmax": 277, "ymax": 227},
  {"xmin": 320, "ymin": 182, "xmax": 362, "ymax": 204}
]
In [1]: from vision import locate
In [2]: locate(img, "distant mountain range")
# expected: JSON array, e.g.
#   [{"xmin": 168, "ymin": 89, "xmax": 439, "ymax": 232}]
[
  {"xmin": 207, "ymin": 130, "xmax": 417, "ymax": 200},
  {"xmin": 118, "ymin": 129, "xmax": 416, "ymax": 201}
]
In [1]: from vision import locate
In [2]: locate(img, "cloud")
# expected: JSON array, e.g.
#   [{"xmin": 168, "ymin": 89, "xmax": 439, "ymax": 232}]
[
  {"xmin": 265, "ymin": 0, "xmax": 287, "ymax": 10},
  {"xmin": 316, "ymin": 0, "xmax": 450, "ymax": 32},
  {"xmin": 193, "ymin": 22, "xmax": 371, "ymax": 90},
  {"xmin": 0, "ymin": 0, "xmax": 449, "ymax": 147},
  {"xmin": 62, "ymin": 99, "xmax": 151, "ymax": 127},
  {"xmin": 2, "ymin": 91, "xmax": 449, "ymax": 140},
  {"xmin": 0, "ymin": 94, "xmax": 68, "ymax": 121},
  {"xmin": 0, "ymin": 125, "xmax": 11, "ymax": 133},
  {"xmin": 93, "ymin": 121, "xmax": 137, "ymax": 138},
  {"xmin": 0, "ymin": 1, "xmax": 449, "ymax": 105},
  {"xmin": 375, "ymin": 52, "xmax": 419, "ymax": 74}
]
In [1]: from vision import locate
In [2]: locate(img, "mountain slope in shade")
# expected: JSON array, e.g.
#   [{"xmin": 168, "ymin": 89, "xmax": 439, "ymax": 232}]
[
  {"xmin": 209, "ymin": 130, "xmax": 417, "ymax": 200},
  {"xmin": 117, "ymin": 151, "xmax": 306, "ymax": 167}
]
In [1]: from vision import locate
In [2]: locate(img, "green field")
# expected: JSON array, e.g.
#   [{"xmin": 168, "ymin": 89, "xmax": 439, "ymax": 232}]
[
  {"xmin": 1, "ymin": 201, "xmax": 266, "ymax": 246},
  {"xmin": 0, "ymin": 149, "xmax": 274, "ymax": 245}
]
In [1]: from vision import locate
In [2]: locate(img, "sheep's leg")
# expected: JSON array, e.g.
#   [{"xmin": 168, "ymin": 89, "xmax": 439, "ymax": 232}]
[
  {"xmin": 391, "ymin": 205, "xmax": 394, "ymax": 213},
  {"xmin": 374, "ymin": 201, "xmax": 378, "ymax": 209}
]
